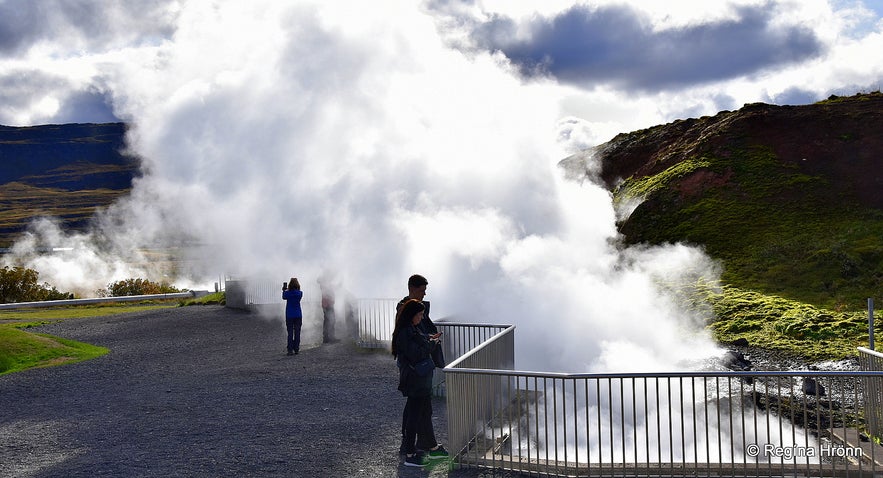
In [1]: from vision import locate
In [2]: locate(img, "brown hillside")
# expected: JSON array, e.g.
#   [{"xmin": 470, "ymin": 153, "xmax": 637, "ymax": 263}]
[{"xmin": 581, "ymin": 93, "xmax": 883, "ymax": 210}]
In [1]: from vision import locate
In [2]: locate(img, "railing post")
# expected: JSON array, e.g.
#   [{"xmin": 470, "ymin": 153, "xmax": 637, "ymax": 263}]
[{"xmin": 871, "ymin": 298, "xmax": 876, "ymax": 350}]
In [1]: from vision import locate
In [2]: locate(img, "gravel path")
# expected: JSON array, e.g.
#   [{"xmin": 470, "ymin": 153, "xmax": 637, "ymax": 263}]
[{"xmin": 0, "ymin": 306, "xmax": 507, "ymax": 478}]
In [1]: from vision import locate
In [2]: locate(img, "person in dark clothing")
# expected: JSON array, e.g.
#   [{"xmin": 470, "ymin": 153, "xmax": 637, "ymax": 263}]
[
  {"xmin": 397, "ymin": 274, "xmax": 436, "ymax": 336},
  {"xmin": 318, "ymin": 276, "xmax": 336, "ymax": 343},
  {"xmin": 282, "ymin": 277, "xmax": 303, "ymax": 356},
  {"xmin": 395, "ymin": 274, "xmax": 447, "ymax": 458},
  {"xmin": 392, "ymin": 298, "xmax": 449, "ymax": 467}
]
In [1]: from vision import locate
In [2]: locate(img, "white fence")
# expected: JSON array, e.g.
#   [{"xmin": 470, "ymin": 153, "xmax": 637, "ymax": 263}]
[
  {"xmin": 355, "ymin": 298, "xmax": 399, "ymax": 348},
  {"xmin": 444, "ymin": 325, "xmax": 883, "ymax": 477}
]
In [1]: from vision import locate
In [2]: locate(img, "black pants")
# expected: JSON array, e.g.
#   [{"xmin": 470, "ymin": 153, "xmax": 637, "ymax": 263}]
[
  {"xmin": 286, "ymin": 316, "xmax": 302, "ymax": 352},
  {"xmin": 322, "ymin": 307, "xmax": 335, "ymax": 343},
  {"xmin": 401, "ymin": 395, "xmax": 437, "ymax": 454}
]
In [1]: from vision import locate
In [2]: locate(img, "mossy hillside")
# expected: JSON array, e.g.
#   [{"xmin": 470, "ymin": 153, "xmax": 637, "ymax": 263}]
[{"xmin": 616, "ymin": 145, "xmax": 883, "ymax": 311}]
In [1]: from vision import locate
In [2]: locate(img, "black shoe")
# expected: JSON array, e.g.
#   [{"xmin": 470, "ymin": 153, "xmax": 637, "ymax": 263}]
[
  {"xmin": 403, "ymin": 453, "xmax": 425, "ymax": 467},
  {"xmin": 426, "ymin": 445, "xmax": 449, "ymax": 459},
  {"xmin": 286, "ymin": 350, "xmax": 293, "ymax": 356}
]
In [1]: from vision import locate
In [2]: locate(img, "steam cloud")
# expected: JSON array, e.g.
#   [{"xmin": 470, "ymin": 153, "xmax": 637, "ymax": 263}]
[{"xmin": 5, "ymin": 2, "xmax": 723, "ymax": 372}]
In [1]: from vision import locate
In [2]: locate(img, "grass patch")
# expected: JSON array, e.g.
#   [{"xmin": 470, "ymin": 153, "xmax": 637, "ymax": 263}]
[
  {"xmin": 0, "ymin": 325, "xmax": 108, "ymax": 375},
  {"xmin": 0, "ymin": 302, "xmax": 177, "ymax": 375},
  {"xmin": 0, "ymin": 302, "xmax": 177, "ymax": 322},
  {"xmin": 700, "ymin": 283, "xmax": 871, "ymax": 360},
  {"xmin": 178, "ymin": 292, "xmax": 225, "ymax": 306},
  {"xmin": 0, "ymin": 299, "xmax": 228, "ymax": 375}
]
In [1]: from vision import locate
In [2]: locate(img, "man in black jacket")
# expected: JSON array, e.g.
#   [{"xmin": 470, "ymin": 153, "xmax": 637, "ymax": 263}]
[{"xmin": 396, "ymin": 274, "xmax": 437, "ymax": 336}]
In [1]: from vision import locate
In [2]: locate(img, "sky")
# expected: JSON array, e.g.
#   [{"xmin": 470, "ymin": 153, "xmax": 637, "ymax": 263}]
[
  {"xmin": 1, "ymin": 0, "xmax": 882, "ymax": 371},
  {"xmin": 1, "ymin": 0, "xmax": 882, "ymax": 144}
]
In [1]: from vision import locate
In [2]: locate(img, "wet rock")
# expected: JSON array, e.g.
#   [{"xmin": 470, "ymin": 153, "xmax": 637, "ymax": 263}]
[
  {"xmin": 722, "ymin": 350, "xmax": 753, "ymax": 371},
  {"xmin": 802, "ymin": 377, "xmax": 826, "ymax": 396}
]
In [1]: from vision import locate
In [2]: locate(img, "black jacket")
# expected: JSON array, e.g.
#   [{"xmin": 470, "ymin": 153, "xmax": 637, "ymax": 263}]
[
  {"xmin": 397, "ymin": 297, "xmax": 445, "ymax": 367},
  {"xmin": 394, "ymin": 324, "xmax": 434, "ymax": 398}
]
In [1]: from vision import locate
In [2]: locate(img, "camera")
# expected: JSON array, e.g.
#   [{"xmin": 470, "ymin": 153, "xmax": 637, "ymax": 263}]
[{"xmin": 282, "ymin": 281, "xmax": 288, "ymax": 291}]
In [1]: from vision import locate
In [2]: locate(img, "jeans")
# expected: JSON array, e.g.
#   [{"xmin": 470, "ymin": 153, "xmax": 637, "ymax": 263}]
[{"xmin": 286, "ymin": 316, "xmax": 302, "ymax": 352}]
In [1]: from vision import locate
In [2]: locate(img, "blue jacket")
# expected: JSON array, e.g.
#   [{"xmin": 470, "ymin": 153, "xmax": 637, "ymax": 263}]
[{"xmin": 282, "ymin": 289, "xmax": 303, "ymax": 319}]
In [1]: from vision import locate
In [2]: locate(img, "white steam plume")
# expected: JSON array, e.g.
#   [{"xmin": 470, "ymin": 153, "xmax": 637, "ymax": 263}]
[{"xmin": 8, "ymin": 1, "xmax": 722, "ymax": 372}]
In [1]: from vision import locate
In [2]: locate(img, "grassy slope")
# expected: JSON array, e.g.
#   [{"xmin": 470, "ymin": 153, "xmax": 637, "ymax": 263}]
[
  {"xmin": 0, "ymin": 297, "xmax": 226, "ymax": 376},
  {"xmin": 0, "ymin": 325, "xmax": 109, "ymax": 375},
  {"xmin": 0, "ymin": 303, "xmax": 177, "ymax": 375},
  {"xmin": 610, "ymin": 98, "xmax": 883, "ymax": 360}
]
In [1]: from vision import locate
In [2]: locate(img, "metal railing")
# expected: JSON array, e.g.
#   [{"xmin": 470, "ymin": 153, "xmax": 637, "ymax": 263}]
[
  {"xmin": 352, "ymin": 300, "xmax": 511, "ymax": 355},
  {"xmin": 445, "ymin": 327, "xmax": 883, "ymax": 477},
  {"xmin": 221, "ymin": 289, "xmax": 883, "ymax": 477},
  {"xmin": 353, "ymin": 299, "xmax": 511, "ymax": 396},
  {"xmin": 356, "ymin": 298, "xmax": 399, "ymax": 348},
  {"xmin": 444, "ymin": 324, "xmax": 516, "ymax": 456},
  {"xmin": 858, "ymin": 347, "xmax": 883, "ymax": 439}
]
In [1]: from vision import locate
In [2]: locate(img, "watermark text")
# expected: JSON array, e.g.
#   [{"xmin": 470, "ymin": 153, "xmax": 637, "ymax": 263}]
[{"xmin": 745, "ymin": 443, "xmax": 863, "ymax": 460}]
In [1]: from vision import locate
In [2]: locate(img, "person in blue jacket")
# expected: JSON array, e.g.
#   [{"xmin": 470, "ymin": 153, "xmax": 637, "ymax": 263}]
[
  {"xmin": 282, "ymin": 277, "xmax": 303, "ymax": 356},
  {"xmin": 392, "ymin": 299, "xmax": 448, "ymax": 467}
]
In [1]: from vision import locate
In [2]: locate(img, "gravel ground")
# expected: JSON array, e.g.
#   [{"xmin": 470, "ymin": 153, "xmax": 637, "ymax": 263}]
[{"xmin": 0, "ymin": 306, "xmax": 511, "ymax": 478}]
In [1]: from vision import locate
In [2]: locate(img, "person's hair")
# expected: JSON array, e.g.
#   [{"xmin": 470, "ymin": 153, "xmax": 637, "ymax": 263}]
[
  {"xmin": 288, "ymin": 278, "xmax": 300, "ymax": 290},
  {"xmin": 407, "ymin": 274, "xmax": 428, "ymax": 288},
  {"xmin": 391, "ymin": 299, "xmax": 425, "ymax": 357}
]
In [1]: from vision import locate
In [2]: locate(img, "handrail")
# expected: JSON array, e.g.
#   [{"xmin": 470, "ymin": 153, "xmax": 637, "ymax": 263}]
[
  {"xmin": 444, "ymin": 324, "xmax": 515, "ymax": 370},
  {"xmin": 445, "ymin": 368, "xmax": 883, "ymax": 379},
  {"xmin": 859, "ymin": 346, "xmax": 883, "ymax": 359}
]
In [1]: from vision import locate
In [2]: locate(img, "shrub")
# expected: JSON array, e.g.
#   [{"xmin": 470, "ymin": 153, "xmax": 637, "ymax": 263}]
[
  {"xmin": 0, "ymin": 266, "xmax": 71, "ymax": 303},
  {"xmin": 105, "ymin": 278, "xmax": 181, "ymax": 297}
]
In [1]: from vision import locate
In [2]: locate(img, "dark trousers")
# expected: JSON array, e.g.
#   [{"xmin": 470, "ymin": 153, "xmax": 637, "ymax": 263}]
[
  {"xmin": 322, "ymin": 307, "xmax": 335, "ymax": 343},
  {"xmin": 401, "ymin": 395, "xmax": 437, "ymax": 454},
  {"xmin": 286, "ymin": 316, "xmax": 302, "ymax": 352}
]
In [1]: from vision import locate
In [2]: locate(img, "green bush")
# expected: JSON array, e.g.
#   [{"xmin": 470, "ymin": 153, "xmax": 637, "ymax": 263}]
[
  {"xmin": 0, "ymin": 266, "xmax": 71, "ymax": 303},
  {"xmin": 103, "ymin": 278, "xmax": 182, "ymax": 297}
]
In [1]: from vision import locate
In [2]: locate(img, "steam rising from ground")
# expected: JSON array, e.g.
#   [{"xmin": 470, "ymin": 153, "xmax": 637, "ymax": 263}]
[{"xmin": 4, "ymin": 2, "xmax": 722, "ymax": 372}]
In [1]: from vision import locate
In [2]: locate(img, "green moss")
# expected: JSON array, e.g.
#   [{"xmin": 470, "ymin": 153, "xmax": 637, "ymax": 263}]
[
  {"xmin": 615, "ymin": 157, "xmax": 711, "ymax": 204},
  {"xmin": 702, "ymin": 284, "xmax": 869, "ymax": 360}
]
